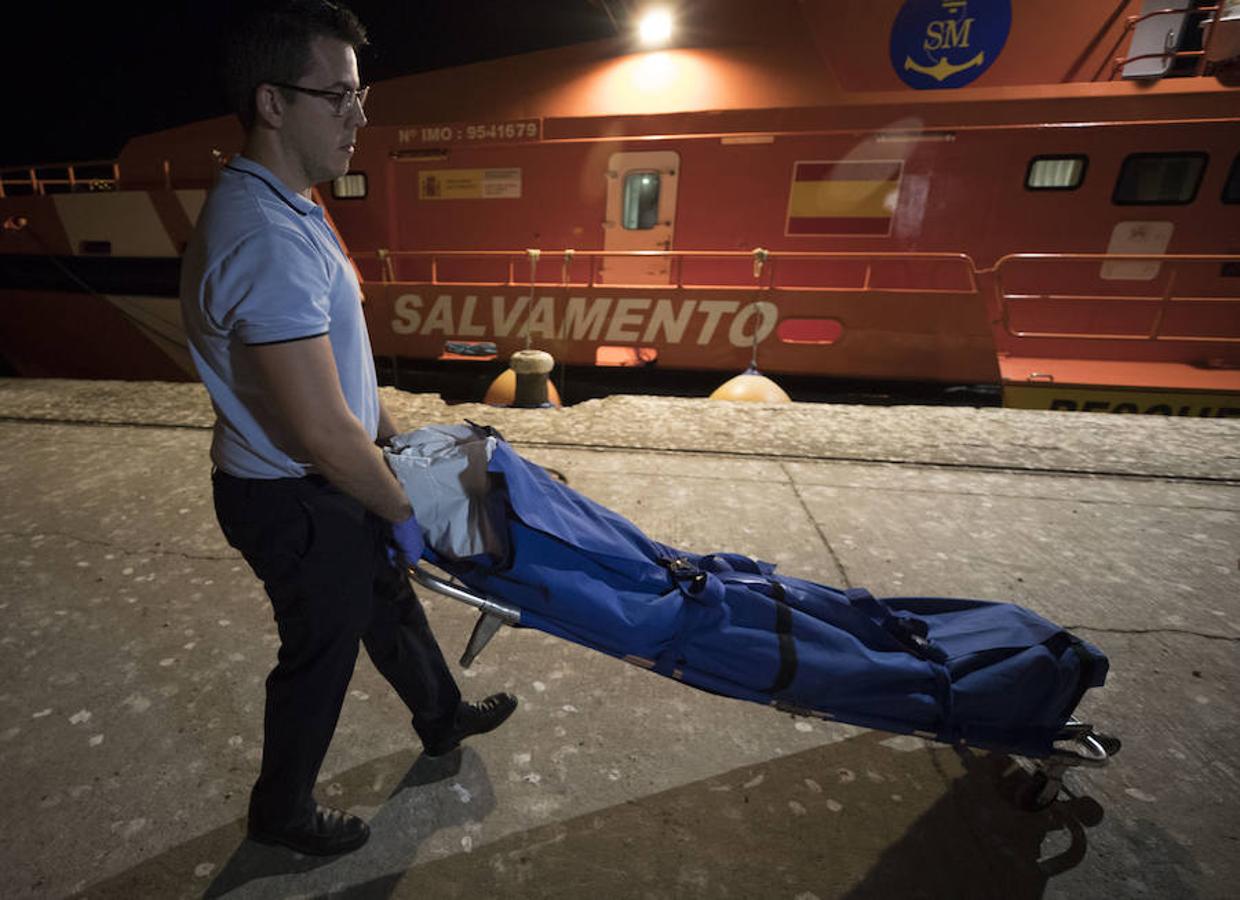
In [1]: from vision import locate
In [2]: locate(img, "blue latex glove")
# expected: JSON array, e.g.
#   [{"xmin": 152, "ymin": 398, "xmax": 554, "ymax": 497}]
[{"xmin": 388, "ymin": 512, "xmax": 426, "ymax": 568}]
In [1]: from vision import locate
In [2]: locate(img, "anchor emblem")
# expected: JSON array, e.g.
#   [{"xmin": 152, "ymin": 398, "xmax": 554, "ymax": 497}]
[{"xmin": 904, "ymin": 51, "xmax": 986, "ymax": 82}]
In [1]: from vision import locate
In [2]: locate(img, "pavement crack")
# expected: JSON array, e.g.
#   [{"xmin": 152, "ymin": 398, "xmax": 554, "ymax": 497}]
[
  {"xmin": 1, "ymin": 529, "xmax": 237, "ymax": 562},
  {"xmin": 1063, "ymin": 624, "xmax": 1239, "ymax": 643},
  {"xmin": 512, "ymin": 438, "xmax": 1240, "ymax": 487},
  {"xmin": 783, "ymin": 461, "xmax": 853, "ymax": 589}
]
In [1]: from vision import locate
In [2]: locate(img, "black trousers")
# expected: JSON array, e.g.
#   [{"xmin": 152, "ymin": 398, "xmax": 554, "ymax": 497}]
[{"xmin": 212, "ymin": 470, "xmax": 462, "ymax": 827}]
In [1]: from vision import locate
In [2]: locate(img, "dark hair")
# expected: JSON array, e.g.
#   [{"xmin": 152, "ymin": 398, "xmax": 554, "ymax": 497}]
[{"xmin": 223, "ymin": 0, "xmax": 368, "ymax": 129}]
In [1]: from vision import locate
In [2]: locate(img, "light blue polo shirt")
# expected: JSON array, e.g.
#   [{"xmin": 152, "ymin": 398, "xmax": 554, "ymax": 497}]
[{"xmin": 180, "ymin": 156, "xmax": 379, "ymax": 479}]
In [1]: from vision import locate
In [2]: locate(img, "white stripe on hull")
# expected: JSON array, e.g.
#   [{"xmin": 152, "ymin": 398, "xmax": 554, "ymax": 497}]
[
  {"xmin": 105, "ymin": 295, "xmax": 195, "ymax": 376},
  {"xmin": 175, "ymin": 189, "xmax": 207, "ymax": 227},
  {"xmin": 52, "ymin": 193, "xmax": 178, "ymax": 257}
]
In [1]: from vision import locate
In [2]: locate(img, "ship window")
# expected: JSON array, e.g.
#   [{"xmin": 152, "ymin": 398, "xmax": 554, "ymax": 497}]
[
  {"xmin": 1223, "ymin": 155, "xmax": 1240, "ymax": 204},
  {"xmin": 332, "ymin": 172, "xmax": 367, "ymax": 199},
  {"xmin": 1026, "ymin": 156, "xmax": 1087, "ymax": 190},
  {"xmin": 1113, "ymin": 152, "xmax": 1207, "ymax": 205},
  {"xmin": 622, "ymin": 171, "xmax": 661, "ymax": 229}
]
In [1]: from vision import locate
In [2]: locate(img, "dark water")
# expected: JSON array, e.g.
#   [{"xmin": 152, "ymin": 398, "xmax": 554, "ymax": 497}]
[{"xmin": 375, "ymin": 357, "xmax": 1002, "ymax": 408}]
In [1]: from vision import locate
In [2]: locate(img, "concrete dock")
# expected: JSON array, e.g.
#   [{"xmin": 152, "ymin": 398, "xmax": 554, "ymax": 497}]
[{"xmin": 1, "ymin": 378, "xmax": 1237, "ymax": 899}]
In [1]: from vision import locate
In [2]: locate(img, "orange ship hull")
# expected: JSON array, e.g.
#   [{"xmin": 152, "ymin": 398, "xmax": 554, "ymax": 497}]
[{"xmin": 2, "ymin": 0, "xmax": 1237, "ymax": 412}]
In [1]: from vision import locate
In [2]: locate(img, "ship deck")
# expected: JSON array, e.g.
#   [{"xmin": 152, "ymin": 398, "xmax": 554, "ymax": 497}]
[{"xmin": 1, "ymin": 378, "xmax": 1237, "ymax": 898}]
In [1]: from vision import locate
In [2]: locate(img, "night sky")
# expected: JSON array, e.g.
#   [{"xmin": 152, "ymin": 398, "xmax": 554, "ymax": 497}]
[{"xmin": 5, "ymin": 1, "xmax": 617, "ymax": 170}]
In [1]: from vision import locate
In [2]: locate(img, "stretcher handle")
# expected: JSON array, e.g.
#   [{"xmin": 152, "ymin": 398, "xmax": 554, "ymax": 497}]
[{"xmin": 409, "ymin": 565, "xmax": 522, "ymax": 626}]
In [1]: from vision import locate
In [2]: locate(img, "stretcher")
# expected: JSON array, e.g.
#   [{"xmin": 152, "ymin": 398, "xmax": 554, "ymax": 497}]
[{"xmin": 386, "ymin": 423, "xmax": 1120, "ymax": 810}]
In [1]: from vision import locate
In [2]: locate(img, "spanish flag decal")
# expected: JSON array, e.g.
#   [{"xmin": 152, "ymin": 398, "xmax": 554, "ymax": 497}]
[{"xmin": 786, "ymin": 160, "xmax": 902, "ymax": 237}]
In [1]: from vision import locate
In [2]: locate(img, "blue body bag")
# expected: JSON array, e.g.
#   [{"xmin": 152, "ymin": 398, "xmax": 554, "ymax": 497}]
[{"xmin": 406, "ymin": 424, "xmax": 1108, "ymax": 758}]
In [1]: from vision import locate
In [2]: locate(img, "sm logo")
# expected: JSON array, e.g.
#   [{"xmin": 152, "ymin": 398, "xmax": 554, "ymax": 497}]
[
  {"xmin": 890, "ymin": 0, "xmax": 1011, "ymax": 90},
  {"xmin": 924, "ymin": 17, "xmax": 975, "ymax": 52}
]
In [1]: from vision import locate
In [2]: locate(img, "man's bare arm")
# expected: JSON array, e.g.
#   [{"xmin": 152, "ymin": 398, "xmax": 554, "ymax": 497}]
[
  {"xmin": 376, "ymin": 394, "xmax": 399, "ymax": 445},
  {"xmin": 246, "ymin": 336, "xmax": 412, "ymax": 523}
]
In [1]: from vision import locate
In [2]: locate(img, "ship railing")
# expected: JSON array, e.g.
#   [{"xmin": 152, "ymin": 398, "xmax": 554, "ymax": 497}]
[
  {"xmin": 0, "ymin": 161, "xmax": 120, "ymax": 198},
  {"xmin": 1110, "ymin": 3, "xmax": 1226, "ymax": 79},
  {"xmin": 987, "ymin": 252, "xmax": 1240, "ymax": 343},
  {"xmin": 354, "ymin": 248, "xmax": 980, "ymax": 295}
]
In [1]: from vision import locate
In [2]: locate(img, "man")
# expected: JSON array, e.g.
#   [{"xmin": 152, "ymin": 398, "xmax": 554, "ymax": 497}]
[{"xmin": 180, "ymin": 0, "xmax": 516, "ymax": 856}]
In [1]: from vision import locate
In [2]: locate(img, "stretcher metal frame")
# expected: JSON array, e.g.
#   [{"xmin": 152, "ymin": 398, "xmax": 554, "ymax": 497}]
[{"xmin": 411, "ymin": 565, "xmax": 1120, "ymax": 811}]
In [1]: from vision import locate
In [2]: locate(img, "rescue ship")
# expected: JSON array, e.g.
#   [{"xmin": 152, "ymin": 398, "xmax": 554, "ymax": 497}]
[{"xmin": 2, "ymin": 0, "xmax": 1238, "ymax": 414}]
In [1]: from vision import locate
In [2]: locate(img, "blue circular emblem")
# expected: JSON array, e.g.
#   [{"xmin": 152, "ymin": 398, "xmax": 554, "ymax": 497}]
[{"xmin": 889, "ymin": 0, "xmax": 1011, "ymax": 89}]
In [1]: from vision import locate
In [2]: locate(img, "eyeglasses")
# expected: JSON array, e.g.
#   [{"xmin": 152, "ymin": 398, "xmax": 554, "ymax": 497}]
[{"xmin": 268, "ymin": 82, "xmax": 369, "ymax": 117}]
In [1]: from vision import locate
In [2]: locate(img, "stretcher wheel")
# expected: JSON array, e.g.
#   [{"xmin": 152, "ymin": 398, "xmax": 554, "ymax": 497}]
[{"xmin": 1096, "ymin": 733, "xmax": 1122, "ymax": 756}]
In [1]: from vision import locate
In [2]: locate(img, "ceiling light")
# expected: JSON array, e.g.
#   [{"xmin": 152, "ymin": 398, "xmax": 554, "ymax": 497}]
[{"xmin": 638, "ymin": 8, "xmax": 674, "ymax": 47}]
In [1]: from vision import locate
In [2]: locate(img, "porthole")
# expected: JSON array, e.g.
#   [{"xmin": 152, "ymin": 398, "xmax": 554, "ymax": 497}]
[
  {"xmin": 1222, "ymin": 154, "xmax": 1240, "ymax": 204},
  {"xmin": 1025, "ymin": 156, "xmax": 1087, "ymax": 190},
  {"xmin": 1113, "ymin": 153, "xmax": 1206, "ymax": 205},
  {"xmin": 332, "ymin": 172, "xmax": 367, "ymax": 199}
]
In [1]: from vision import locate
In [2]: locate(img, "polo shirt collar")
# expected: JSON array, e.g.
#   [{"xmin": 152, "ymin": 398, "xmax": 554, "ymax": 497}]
[{"xmin": 224, "ymin": 155, "xmax": 319, "ymax": 216}]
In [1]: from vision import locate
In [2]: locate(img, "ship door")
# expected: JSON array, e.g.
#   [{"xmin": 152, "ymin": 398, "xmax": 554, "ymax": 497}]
[{"xmin": 601, "ymin": 151, "xmax": 679, "ymax": 284}]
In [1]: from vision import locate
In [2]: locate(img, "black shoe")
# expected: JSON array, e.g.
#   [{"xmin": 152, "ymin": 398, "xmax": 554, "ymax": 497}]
[
  {"xmin": 423, "ymin": 692, "xmax": 518, "ymax": 758},
  {"xmin": 247, "ymin": 804, "xmax": 370, "ymax": 856}
]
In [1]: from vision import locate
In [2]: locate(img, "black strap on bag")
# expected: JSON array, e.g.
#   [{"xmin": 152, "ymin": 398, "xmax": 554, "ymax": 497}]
[
  {"xmin": 661, "ymin": 555, "xmax": 799, "ymax": 696},
  {"xmin": 845, "ymin": 587, "xmax": 948, "ymax": 664},
  {"xmin": 766, "ymin": 579, "xmax": 798, "ymax": 695}
]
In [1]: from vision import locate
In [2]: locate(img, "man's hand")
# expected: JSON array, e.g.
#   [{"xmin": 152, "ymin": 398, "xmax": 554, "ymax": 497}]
[{"xmin": 388, "ymin": 512, "xmax": 426, "ymax": 568}]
